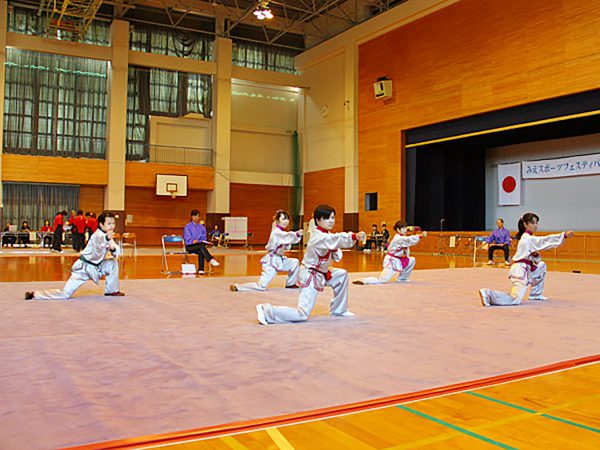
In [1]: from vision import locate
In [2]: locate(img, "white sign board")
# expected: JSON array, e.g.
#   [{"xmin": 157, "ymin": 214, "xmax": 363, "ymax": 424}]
[
  {"xmin": 522, "ymin": 153, "xmax": 600, "ymax": 179},
  {"xmin": 223, "ymin": 217, "xmax": 248, "ymax": 241}
]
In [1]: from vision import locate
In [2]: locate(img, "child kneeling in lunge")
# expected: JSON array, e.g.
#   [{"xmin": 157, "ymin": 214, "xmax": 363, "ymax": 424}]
[
  {"xmin": 353, "ymin": 221, "xmax": 427, "ymax": 285},
  {"xmin": 25, "ymin": 211, "xmax": 125, "ymax": 300},
  {"xmin": 479, "ymin": 212, "xmax": 572, "ymax": 307},
  {"xmin": 230, "ymin": 209, "xmax": 302, "ymax": 292},
  {"xmin": 255, "ymin": 204, "xmax": 365, "ymax": 325}
]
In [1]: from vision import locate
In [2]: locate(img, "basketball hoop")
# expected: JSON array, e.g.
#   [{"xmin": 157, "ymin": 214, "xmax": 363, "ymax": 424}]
[{"xmin": 166, "ymin": 183, "xmax": 178, "ymax": 199}]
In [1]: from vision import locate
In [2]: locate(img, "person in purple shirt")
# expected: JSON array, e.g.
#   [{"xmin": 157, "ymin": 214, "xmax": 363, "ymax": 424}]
[
  {"xmin": 486, "ymin": 218, "xmax": 511, "ymax": 265},
  {"xmin": 184, "ymin": 209, "xmax": 220, "ymax": 274}
]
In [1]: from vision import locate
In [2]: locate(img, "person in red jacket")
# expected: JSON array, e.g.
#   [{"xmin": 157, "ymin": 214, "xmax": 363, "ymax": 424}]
[
  {"xmin": 51, "ymin": 211, "xmax": 67, "ymax": 253},
  {"xmin": 72, "ymin": 210, "xmax": 87, "ymax": 252},
  {"xmin": 87, "ymin": 212, "xmax": 98, "ymax": 234}
]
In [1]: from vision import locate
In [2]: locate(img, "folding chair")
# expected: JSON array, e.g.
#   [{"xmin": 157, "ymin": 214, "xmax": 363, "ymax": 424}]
[
  {"xmin": 161, "ymin": 235, "xmax": 189, "ymax": 274},
  {"xmin": 473, "ymin": 236, "xmax": 488, "ymax": 265},
  {"xmin": 120, "ymin": 232, "xmax": 137, "ymax": 257},
  {"xmin": 220, "ymin": 232, "xmax": 230, "ymax": 248}
]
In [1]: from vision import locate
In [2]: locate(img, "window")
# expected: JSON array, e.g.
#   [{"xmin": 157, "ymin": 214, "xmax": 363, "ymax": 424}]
[{"xmin": 365, "ymin": 193, "xmax": 378, "ymax": 211}]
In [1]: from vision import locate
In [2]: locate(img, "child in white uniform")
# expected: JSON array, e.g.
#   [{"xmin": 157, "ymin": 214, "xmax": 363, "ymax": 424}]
[
  {"xmin": 479, "ymin": 212, "xmax": 573, "ymax": 306},
  {"xmin": 255, "ymin": 204, "xmax": 365, "ymax": 325},
  {"xmin": 25, "ymin": 212, "xmax": 124, "ymax": 300},
  {"xmin": 230, "ymin": 210, "xmax": 303, "ymax": 292},
  {"xmin": 354, "ymin": 221, "xmax": 427, "ymax": 285}
]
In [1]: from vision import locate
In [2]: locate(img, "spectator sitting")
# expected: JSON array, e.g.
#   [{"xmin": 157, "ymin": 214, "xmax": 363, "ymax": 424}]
[
  {"xmin": 209, "ymin": 225, "xmax": 223, "ymax": 247},
  {"xmin": 486, "ymin": 218, "xmax": 511, "ymax": 265},
  {"xmin": 40, "ymin": 220, "xmax": 53, "ymax": 247},
  {"xmin": 363, "ymin": 224, "xmax": 380, "ymax": 252},
  {"xmin": 381, "ymin": 222, "xmax": 390, "ymax": 250},
  {"xmin": 19, "ymin": 221, "xmax": 32, "ymax": 247},
  {"xmin": 2, "ymin": 222, "xmax": 17, "ymax": 247}
]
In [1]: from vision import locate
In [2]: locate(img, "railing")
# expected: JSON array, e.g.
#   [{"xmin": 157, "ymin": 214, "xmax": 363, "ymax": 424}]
[
  {"xmin": 415, "ymin": 231, "xmax": 600, "ymax": 261},
  {"xmin": 127, "ymin": 143, "xmax": 214, "ymax": 167},
  {"xmin": 2, "ymin": 131, "xmax": 106, "ymax": 159}
]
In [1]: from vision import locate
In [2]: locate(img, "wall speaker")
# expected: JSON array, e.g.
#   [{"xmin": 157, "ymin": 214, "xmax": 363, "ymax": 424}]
[{"xmin": 373, "ymin": 79, "xmax": 392, "ymax": 100}]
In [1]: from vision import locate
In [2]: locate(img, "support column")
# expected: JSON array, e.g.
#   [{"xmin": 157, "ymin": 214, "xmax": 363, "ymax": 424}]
[
  {"xmin": 207, "ymin": 37, "xmax": 232, "ymax": 229},
  {"xmin": 0, "ymin": 1, "xmax": 7, "ymax": 228},
  {"xmin": 105, "ymin": 20, "xmax": 129, "ymax": 232},
  {"xmin": 343, "ymin": 43, "xmax": 359, "ymax": 231}
]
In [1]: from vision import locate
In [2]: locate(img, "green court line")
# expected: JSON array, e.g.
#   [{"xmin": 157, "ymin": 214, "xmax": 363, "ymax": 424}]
[
  {"xmin": 467, "ymin": 391, "xmax": 600, "ymax": 434},
  {"xmin": 395, "ymin": 404, "xmax": 517, "ymax": 450}
]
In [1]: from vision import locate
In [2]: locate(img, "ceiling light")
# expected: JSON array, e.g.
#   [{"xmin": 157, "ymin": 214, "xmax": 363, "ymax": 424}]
[{"xmin": 253, "ymin": 1, "xmax": 273, "ymax": 20}]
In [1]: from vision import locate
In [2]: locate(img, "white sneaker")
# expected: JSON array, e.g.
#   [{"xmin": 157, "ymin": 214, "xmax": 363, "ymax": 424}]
[
  {"xmin": 487, "ymin": 260, "xmax": 494, "ymax": 265},
  {"xmin": 529, "ymin": 296, "xmax": 548, "ymax": 301},
  {"xmin": 504, "ymin": 261, "xmax": 510, "ymax": 265},
  {"xmin": 479, "ymin": 289, "xmax": 491, "ymax": 307},
  {"xmin": 336, "ymin": 310, "xmax": 355, "ymax": 317},
  {"xmin": 198, "ymin": 270, "xmax": 205, "ymax": 275},
  {"xmin": 256, "ymin": 304, "xmax": 268, "ymax": 325},
  {"xmin": 209, "ymin": 259, "xmax": 220, "ymax": 267}
]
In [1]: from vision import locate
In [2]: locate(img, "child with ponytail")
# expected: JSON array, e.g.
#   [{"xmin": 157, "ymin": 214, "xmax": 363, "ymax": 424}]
[
  {"xmin": 230, "ymin": 210, "xmax": 302, "ymax": 292},
  {"xmin": 479, "ymin": 213, "xmax": 573, "ymax": 306}
]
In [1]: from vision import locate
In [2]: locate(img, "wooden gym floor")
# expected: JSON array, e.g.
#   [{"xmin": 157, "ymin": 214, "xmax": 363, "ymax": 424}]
[{"xmin": 151, "ymin": 361, "xmax": 600, "ymax": 450}]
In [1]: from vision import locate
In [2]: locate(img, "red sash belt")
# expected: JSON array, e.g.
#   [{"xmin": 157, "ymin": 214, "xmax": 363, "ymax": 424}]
[
  {"xmin": 386, "ymin": 252, "xmax": 410, "ymax": 269},
  {"xmin": 512, "ymin": 259, "xmax": 537, "ymax": 271}
]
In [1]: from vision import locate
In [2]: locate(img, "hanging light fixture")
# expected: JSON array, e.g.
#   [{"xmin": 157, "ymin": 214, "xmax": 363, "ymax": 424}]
[{"xmin": 253, "ymin": 1, "xmax": 273, "ymax": 20}]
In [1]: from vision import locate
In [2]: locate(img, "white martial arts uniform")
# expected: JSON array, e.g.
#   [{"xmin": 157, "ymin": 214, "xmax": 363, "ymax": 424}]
[
  {"xmin": 357, "ymin": 234, "xmax": 421, "ymax": 284},
  {"xmin": 481, "ymin": 231, "xmax": 566, "ymax": 306},
  {"xmin": 260, "ymin": 228, "xmax": 356, "ymax": 323},
  {"xmin": 32, "ymin": 229, "xmax": 122, "ymax": 300},
  {"xmin": 234, "ymin": 226, "xmax": 302, "ymax": 291}
]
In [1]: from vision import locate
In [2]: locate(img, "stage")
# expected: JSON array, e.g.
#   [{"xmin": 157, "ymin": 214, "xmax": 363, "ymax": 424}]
[{"xmin": 1, "ymin": 268, "xmax": 599, "ymax": 449}]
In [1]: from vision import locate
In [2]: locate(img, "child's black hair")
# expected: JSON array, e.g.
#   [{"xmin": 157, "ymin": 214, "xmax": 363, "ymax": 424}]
[
  {"xmin": 516, "ymin": 212, "xmax": 539, "ymax": 240},
  {"xmin": 98, "ymin": 211, "xmax": 115, "ymax": 226},
  {"xmin": 190, "ymin": 209, "xmax": 200, "ymax": 217},
  {"xmin": 275, "ymin": 210, "xmax": 290, "ymax": 221},
  {"xmin": 393, "ymin": 220, "xmax": 407, "ymax": 232},
  {"xmin": 313, "ymin": 204, "xmax": 335, "ymax": 222}
]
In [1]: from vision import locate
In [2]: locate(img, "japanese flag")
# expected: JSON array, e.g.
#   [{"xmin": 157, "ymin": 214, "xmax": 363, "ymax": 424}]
[{"xmin": 498, "ymin": 162, "xmax": 521, "ymax": 206}]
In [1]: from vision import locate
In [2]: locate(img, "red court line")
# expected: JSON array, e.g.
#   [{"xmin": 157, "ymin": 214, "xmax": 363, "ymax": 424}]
[{"xmin": 65, "ymin": 354, "xmax": 600, "ymax": 450}]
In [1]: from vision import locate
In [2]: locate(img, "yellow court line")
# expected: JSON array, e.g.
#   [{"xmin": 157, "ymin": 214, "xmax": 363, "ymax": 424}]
[
  {"xmin": 386, "ymin": 391, "xmax": 600, "ymax": 449},
  {"xmin": 405, "ymin": 109, "xmax": 600, "ymax": 148},
  {"xmin": 266, "ymin": 428, "xmax": 296, "ymax": 450},
  {"xmin": 220, "ymin": 435, "xmax": 249, "ymax": 450}
]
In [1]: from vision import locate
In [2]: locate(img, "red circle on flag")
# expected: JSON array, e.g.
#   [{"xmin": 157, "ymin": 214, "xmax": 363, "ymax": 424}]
[{"xmin": 502, "ymin": 176, "xmax": 517, "ymax": 193}]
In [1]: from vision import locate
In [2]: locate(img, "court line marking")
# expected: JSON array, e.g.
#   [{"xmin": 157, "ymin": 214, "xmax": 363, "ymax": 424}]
[
  {"xmin": 395, "ymin": 404, "xmax": 516, "ymax": 449},
  {"xmin": 467, "ymin": 391, "xmax": 600, "ymax": 434}
]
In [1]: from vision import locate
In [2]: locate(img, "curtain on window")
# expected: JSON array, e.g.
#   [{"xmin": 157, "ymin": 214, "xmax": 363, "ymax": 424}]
[
  {"xmin": 2, "ymin": 183, "xmax": 80, "ymax": 231},
  {"xmin": 126, "ymin": 66, "xmax": 212, "ymax": 160},
  {"xmin": 232, "ymin": 41, "xmax": 299, "ymax": 74},
  {"xmin": 7, "ymin": 6, "xmax": 110, "ymax": 46},
  {"xmin": 130, "ymin": 22, "xmax": 213, "ymax": 61},
  {"xmin": 3, "ymin": 48, "xmax": 108, "ymax": 158}
]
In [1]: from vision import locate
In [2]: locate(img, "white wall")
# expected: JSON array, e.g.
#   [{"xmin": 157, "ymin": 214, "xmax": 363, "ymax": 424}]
[
  {"xmin": 230, "ymin": 81, "xmax": 298, "ymax": 181},
  {"xmin": 149, "ymin": 115, "xmax": 211, "ymax": 149},
  {"xmin": 302, "ymin": 52, "xmax": 346, "ymax": 173},
  {"xmin": 486, "ymin": 133, "xmax": 600, "ymax": 231}
]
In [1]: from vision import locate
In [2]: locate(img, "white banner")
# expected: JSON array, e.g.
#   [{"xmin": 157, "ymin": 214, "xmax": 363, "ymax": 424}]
[
  {"xmin": 522, "ymin": 153, "xmax": 600, "ymax": 179},
  {"xmin": 498, "ymin": 162, "xmax": 521, "ymax": 206}
]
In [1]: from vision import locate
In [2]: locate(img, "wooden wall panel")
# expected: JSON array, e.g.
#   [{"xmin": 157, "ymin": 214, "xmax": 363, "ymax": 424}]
[
  {"xmin": 304, "ymin": 168, "xmax": 344, "ymax": 232},
  {"xmin": 125, "ymin": 161, "xmax": 214, "ymax": 190},
  {"xmin": 358, "ymin": 0, "xmax": 600, "ymax": 231},
  {"xmin": 79, "ymin": 186, "xmax": 104, "ymax": 214},
  {"xmin": 124, "ymin": 187, "xmax": 207, "ymax": 245},
  {"xmin": 230, "ymin": 183, "xmax": 293, "ymax": 245},
  {"xmin": 2, "ymin": 154, "xmax": 107, "ymax": 185}
]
